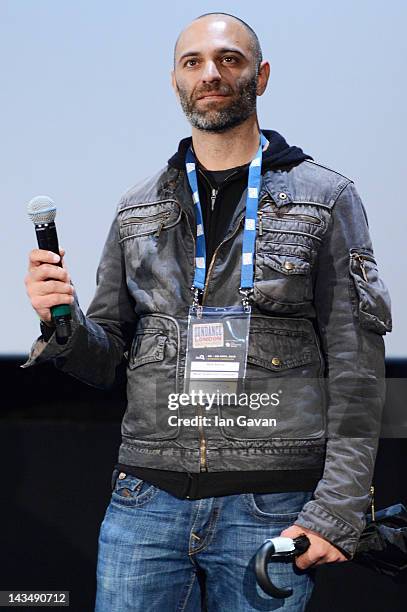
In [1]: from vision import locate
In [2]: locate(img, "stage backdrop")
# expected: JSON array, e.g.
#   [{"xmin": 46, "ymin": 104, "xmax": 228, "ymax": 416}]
[{"xmin": 0, "ymin": 0, "xmax": 406, "ymax": 356}]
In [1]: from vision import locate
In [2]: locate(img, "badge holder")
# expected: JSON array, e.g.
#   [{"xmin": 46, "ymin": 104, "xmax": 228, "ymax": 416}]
[{"xmin": 183, "ymin": 289, "xmax": 252, "ymax": 400}]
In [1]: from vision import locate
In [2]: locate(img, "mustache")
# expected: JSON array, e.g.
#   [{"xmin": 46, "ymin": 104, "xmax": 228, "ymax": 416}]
[{"xmin": 193, "ymin": 83, "xmax": 233, "ymax": 100}]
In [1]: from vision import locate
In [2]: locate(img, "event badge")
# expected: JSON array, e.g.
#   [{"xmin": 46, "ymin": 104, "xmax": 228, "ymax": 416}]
[{"xmin": 184, "ymin": 305, "xmax": 251, "ymax": 396}]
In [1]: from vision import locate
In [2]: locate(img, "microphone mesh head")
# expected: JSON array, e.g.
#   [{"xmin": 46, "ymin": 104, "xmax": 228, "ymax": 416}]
[{"xmin": 27, "ymin": 195, "xmax": 57, "ymax": 224}]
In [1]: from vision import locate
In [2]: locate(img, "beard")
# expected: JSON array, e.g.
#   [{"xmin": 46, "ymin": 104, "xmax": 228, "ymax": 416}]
[{"xmin": 176, "ymin": 73, "xmax": 258, "ymax": 133}]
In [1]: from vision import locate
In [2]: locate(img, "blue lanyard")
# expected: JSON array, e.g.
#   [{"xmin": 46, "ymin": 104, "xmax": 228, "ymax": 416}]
[{"xmin": 185, "ymin": 132, "xmax": 268, "ymax": 299}]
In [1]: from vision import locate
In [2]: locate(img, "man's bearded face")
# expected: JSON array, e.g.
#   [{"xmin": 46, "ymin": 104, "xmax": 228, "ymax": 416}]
[{"xmin": 176, "ymin": 71, "xmax": 258, "ymax": 133}]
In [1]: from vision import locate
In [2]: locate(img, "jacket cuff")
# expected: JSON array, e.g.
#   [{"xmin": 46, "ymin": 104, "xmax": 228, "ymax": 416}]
[
  {"xmin": 294, "ymin": 501, "xmax": 363, "ymax": 558},
  {"xmin": 20, "ymin": 294, "xmax": 83, "ymax": 369}
]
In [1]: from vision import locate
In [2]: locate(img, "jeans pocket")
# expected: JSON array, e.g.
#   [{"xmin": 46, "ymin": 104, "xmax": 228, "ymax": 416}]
[
  {"xmin": 245, "ymin": 490, "xmax": 313, "ymax": 523},
  {"xmin": 111, "ymin": 472, "xmax": 159, "ymax": 508}
]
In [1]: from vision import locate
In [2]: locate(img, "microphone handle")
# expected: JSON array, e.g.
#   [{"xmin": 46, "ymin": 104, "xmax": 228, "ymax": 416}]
[{"xmin": 35, "ymin": 221, "xmax": 72, "ymax": 345}]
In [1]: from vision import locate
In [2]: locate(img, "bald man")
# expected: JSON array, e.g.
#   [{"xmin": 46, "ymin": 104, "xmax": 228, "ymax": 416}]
[{"xmin": 24, "ymin": 11, "xmax": 391, "ymax": 612}]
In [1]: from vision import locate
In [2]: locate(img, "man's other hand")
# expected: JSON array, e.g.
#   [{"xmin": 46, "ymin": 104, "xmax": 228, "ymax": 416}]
[{"xmin": 280, "ymin": 525, "xmax": 348, "ymax": 569}]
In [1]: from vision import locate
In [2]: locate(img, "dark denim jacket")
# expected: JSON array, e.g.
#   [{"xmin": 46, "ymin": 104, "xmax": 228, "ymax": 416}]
[{"xmin": 23, "ymin": 158, "xmax": 392, "ymax": 557}]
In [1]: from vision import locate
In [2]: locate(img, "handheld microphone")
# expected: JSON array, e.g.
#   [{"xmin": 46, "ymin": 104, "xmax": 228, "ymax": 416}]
[{"xmin": 27, "ymin": 195, "xmax": 72, "ymax": 345}]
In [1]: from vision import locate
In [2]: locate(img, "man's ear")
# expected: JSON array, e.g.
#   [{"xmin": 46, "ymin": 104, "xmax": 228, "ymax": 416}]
[
  {"xmin": 171, "ymin": 70, "xmax": 179, "ymax": 98},
  {"xmin": 256, "ymin": 60, "xmax": 270, "ymax": 96}
]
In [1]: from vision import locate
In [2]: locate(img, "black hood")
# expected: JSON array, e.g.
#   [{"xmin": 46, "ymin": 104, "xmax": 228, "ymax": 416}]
[{"xmin": 168, "ymin": 129, "xmax": 313, "ymax": 171}]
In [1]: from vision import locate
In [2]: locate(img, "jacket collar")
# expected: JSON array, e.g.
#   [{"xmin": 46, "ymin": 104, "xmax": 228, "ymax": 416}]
[
  {"xmin": 168, "ymin": 129, "xmax": 312, "ymax": 174},
  {"xmin": 261, "ymin": 169, "xmax": 295, "ymax": 207},
  {"xmin": 169, "ymin": 129, "xmax": 311, "ymax": 208}
]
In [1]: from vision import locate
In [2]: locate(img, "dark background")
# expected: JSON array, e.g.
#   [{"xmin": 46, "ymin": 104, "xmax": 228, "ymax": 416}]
[{"xmin": 1, "ymin": 356, "xmax": 406, "ymax": 612}]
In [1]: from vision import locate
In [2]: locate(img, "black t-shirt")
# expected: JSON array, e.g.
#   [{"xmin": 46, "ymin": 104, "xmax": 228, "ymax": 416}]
[
  {"xmin": 197, "ymin": 161, "xmax": 250, "ymax": 270},
  {"xmin": 114, "ymin": 163, "xmax": 322, "ymax": 499}
]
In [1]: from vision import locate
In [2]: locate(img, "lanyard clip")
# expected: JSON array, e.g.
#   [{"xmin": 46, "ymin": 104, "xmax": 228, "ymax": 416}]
[
  {"xmin": 239, "ymin": 288, "xmax": 253, "ymax": 312},
  {"xmin": 191, "ymin": 286, "xmax": 203, "ymax": 317}
]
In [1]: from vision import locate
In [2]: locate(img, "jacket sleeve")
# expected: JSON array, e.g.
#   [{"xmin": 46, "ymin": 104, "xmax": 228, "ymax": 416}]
[
  {"xmin": 21, "ymin": 212, "xmax": 137, "ymax": 390},
  {"xmin": 293, "ymin": 181, "xmax": 392, "ymax": 558}
]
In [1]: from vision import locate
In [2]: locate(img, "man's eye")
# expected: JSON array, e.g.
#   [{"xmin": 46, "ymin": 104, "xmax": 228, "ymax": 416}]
[
  {"xmin": 185, "ymin": 59, "xmax": 198, "ymax": 67},
  {"xmin": 222, "ymin": 56, "xmax": 238, "ymax": 64}
]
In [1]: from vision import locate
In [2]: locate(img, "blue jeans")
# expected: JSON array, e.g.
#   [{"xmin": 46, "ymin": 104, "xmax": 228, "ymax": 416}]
[{"xmin": 95, "ymin": 471, "xmax": 315, "ymax": 611}]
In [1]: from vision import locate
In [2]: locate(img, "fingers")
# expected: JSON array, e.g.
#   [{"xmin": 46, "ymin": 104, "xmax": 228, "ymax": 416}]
[
  {"xmin": 59, "ymin": 248, "xmax": 68, "ymax": 270},
  {"xmin": 280, "ymin": 525, "xmax": 348, "ymax": 570},
  {"xmin": 295, "ymin": 548, "xmax": 324, "ymax": 570},
  {"xmin": 28, "ymin": 248, "xmax": 69, "ymax": 276},
  {"xmin": 35, "ymin": 279, "xmax": 73, "ymax": 296},
  {"xmin": 29, "ymin": 248, "xmax": 61, "ymax": 269},
  {"xmin": 295, "ymin": 538, "xmax": 326, "ymax": 570},
  {"xmin": 31, "ymin": 292, "xmax": 74, "ymax": 311},
  {"xmin": 29, "ymin": 263, "xmax": 70, "ymax": 283},
  {"xmin": 295, "ymin": 547, "xmax": 347, "ymax": 570},
  {"xmin": 25, "ymin": 247, "xmax": 73, "ymax": 322}
]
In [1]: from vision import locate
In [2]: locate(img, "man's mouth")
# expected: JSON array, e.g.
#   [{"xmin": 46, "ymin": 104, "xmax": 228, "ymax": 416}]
[{"xmin": 196, "ymin": 92, "xmax": 231, "ymax": 101}]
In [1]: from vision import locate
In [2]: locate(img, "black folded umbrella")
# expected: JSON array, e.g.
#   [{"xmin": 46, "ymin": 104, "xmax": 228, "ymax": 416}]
[
  {"xmin": 354, "ymin": 503, "xmax": 407, "ymax": 576},
  {"xmin": 255, "ymin": 502, "xmax": 407, "ymax": 598}
]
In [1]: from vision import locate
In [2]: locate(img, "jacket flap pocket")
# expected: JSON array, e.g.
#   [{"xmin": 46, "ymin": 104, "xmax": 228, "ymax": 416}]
[
  {"xmin": 247, "ymin": 349, "xmax": 315, "ymax": 371},
  {"xmin": 118, "ymin": 200, "xmax": 181, "ymax": 241},
  {"xmin": 262, "ymin": 252, "xmax": 311, "ymax": 276},
  {"xmin": 129, "ymin": 331, "xmax": 167, "ymax": 370},
  {"xmin": 247, "ymin": 326, "xmax": 319, "ymax": 372},
  {"xmin": 349, "ymin": 248, "xmax": 392, "ymax": 334}
]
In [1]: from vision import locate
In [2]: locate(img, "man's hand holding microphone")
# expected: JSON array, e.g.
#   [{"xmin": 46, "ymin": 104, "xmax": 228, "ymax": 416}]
[
  {"xmin": 25, "ymin": 247, "xmax": 74, "ymax": 322},
  {"xmin": 25, "ymin": 196, "xmax": 73, "ymax": 344}
]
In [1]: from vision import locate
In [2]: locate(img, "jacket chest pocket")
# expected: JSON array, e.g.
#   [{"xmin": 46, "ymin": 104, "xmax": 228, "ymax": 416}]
[
  {"xmin": 118, "ymin": 200, "xmax": 181, "ymax": 242},
  {"xmin": 116, "ymin": 200, "xmax": 192, "ymax": 309},
  {"xmin": 257, "ymin": 209, "xmax": 324, "ymax": 236},
  {"xmin": 254, "ymin": 242, "xmax": 314, "ymax": 307},
  {"xmin": 253, "ymin": 206, "xmax": 325, "ymax": 309}
]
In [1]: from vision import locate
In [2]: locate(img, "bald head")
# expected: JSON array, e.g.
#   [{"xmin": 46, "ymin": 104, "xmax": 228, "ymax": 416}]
[
  {"xmin": 171, "ymin": 12, "xmax": 270, "ymax": 133},
  {"xmin": 174, "ymin": 13, "xmax": 263, "ymax": 70}
]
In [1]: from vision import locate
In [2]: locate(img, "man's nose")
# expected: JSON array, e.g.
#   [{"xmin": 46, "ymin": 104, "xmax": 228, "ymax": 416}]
[{"xmin": 201, "ymin": 60, "xmax": 221, "ymax": 83}]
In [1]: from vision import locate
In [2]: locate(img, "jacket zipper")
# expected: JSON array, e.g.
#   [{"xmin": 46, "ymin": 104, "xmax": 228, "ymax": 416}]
[
  {"xmin": 122, "ymin": 211, "xmax": 170, "ymax": 225},
  {"xmin": 122, "ymin": 211, "xmax": 171, "ymax": 237},
  {"xmin": 182, "ymin": 185, "xmax": 266, "ymax": 472},
  {"xmin": 196, "ymin": 204, "xmax": 262, "ymax": 469},
  {"xmin": 258, "ymin": 210, "xmax": 321, "ymax": 235},
  {"xmin": 201, "ymin": 213, "xmax": 248, "ymax": 305},
  {"xmin": 210, "ymin": 189, "xmax": 217, "ymax": 211},
  {"xmin": 181, "ymin": 196, "xmax": 247, "ymax": 471},
  {"xmin": 198, "ymin": 404, "xmax": 207, "ymax": 471},
  {"xmin": 351, "ymin": 252, "xmax": 369, "ymax": 282},
  {"xmin": 198, "ymin": 167, "xmax": 240, "ymax": 213},
  {"xmin": 370, "ymin": 485, "xmax": 376, "ymax": 521},
  {"xmin": 201, "ymin": 194, "xmax": 273, "ymax": 303}
]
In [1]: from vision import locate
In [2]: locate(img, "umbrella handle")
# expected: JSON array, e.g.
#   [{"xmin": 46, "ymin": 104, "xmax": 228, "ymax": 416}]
[{"xmin": 255, "ymin": 535, "xmax": 311, "ymax": 598}]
